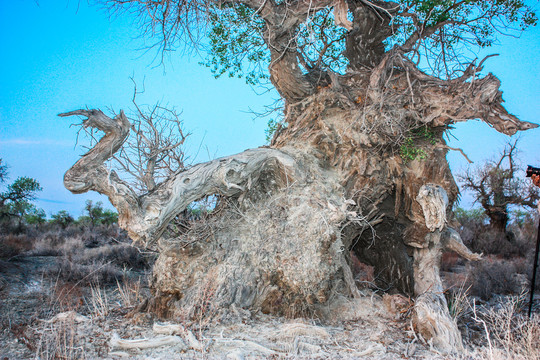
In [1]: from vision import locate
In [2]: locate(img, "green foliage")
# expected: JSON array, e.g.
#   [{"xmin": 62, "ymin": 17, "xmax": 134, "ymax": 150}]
[
  {"xmin": 399, "ymin": 126, "xmax": 437, "ymax": 162},
  {"xmin": 80, "ymin": 200, "xmax": 118, "ymax": 227},
  {"xmin": 23, "ymin": 204, "xmax": 47, "ymax": 225},
  {"xmin": 202, "ymin": 0, "xmax": 536, "ymax": 85},
  {"xmin": 293, "ymin": 7, "xmax": 349, "ymax": 72},
  {"xmin": 0, "ymin": 158, "xmax": 7, "ymax": 184},
  {"xmin": 454, "ymin": 207, "xmax": 488, "ymax": 225},
  {"xmin": 51, "ymin": 210, "xmax": 75, "ymax": 229},
  {"xmin": 186, "ymin": 202, "xmax": 212, "ymax": 219},
  {"xmin": 390, "ymin": 1, "xmax": 537, "ymax": 56},
  {"xmin": 265, "ymin": 118, "xmax": 281, "ymax": 143},
  {"xmin": 2, "ymin": 200, "xmax": 46, "ymax": 228},
  {"xmin": 1, "ymin": 176, "xmax": 42, "ymax": 205},
  {"xmin": 510, "ymin": 208, "xmax": 536, "ymax": 227},
  {"xmin": 201, "ymin": 3, "xmax": 269, "ymax": 86},
  {"xmin": 0, "ymin": 160, "xmax": 42, "ymax": 228}
]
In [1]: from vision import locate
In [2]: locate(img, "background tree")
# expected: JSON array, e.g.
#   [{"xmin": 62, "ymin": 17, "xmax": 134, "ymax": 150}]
[
  {"xmin": 18, "ymin": 202, "xmax": 47, "ymax": 226},
  {"xmin": 80, "ymin": 200, "xmax": 118, "ymax": 227},
  {"xmin": 62, "ymin": 0, "xmax": 538, "ymax": 352},
  {"xmin": 0, "ymin": 159, "xmax": 43, "ymax": 230},
  {"xmin": 0, "ymin": 159, "xmax": 7, "ymax": 184},
  {"xmin": 459, "ymin": 141, "xmax": 539, "ymax": 233},
  {"xmin": 51, "ymin": 210, "xmax": 75, "ymax": 229}
]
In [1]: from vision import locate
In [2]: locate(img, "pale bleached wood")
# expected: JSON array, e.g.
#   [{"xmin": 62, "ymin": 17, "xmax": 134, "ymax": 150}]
[
  {"xmin": 109, "ymin": 333, "xmax": 183, "ymax": 349},
  {"xmin": 412, "ymin": 184, "xmax": 481, "ymax": 353},
  {"xmin": 60, "ymin": 109, "xmax": 299, "ymax": 247}
]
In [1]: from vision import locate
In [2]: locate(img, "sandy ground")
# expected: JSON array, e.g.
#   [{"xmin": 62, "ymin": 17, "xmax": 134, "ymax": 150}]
[{"xmin": 0, "ymin": 256, "xmax": 451, "ymax": 359}]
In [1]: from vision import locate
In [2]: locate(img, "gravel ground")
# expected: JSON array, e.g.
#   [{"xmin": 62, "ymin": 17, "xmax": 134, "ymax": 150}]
[{"xmin": 0, "ymin": 256, "xmax": 474, "ymax": 359}]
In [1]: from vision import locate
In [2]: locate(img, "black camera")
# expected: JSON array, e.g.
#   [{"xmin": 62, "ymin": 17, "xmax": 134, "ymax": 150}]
[{"xmin": 526, "ymin": 165, "xmax": 540, "ymax": 177}]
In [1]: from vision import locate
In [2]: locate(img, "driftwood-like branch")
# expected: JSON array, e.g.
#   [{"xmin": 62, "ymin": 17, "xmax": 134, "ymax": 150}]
[
  {"xmin": 110, "ymin": 333, "xmax": 183, "ymax": 350},
  {"xmin": 412, "ymin": 184, "xmax": 480, "ymax": 353},
  {"xmin": 368, "ymin": 54, "xmax": 538, "ymax": 136},
  {"xmin": 60, "ymin": 109, "xmax": 299, "ymax": 247},
  {"xmin": 405, "ymin": 60, "xmax": 537, "ymax": 135}
]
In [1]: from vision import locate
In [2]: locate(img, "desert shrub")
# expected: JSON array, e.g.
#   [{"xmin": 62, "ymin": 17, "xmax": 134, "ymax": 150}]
[
  {"xmin": 25, "ymin": 221, "xmax": 153, "ymax": 286},
  {"xmin": 467, "ymin": 257, "xmax": 522, "ymax": 300},
  {"xmin": 70, "ymin": 244, "xmax": 149, "ymax": 270},
  {"xmin": 474, "ymin": 229, "xmax": 527, "ymax": 258},
  {"xmin": 456, "ymin": 206, "xmax": 535, "ymax": 258},
  {"xmin": 524, "ymin": 254, "xmax": 540, "ymax": 290},
  {"xmin": 441, "ymin": 251, "xmax": 463, "ymax": 272},
  {"xmin": 470, "ymin": 294, "xmax": 540, "ymax": 360},
  {"xmin": 29, "ymin": 230, "xmax": 76, "ymax": 256},
  {"xmin": 0, "ymin": 234, "xmax": 34, "ymax": 259},
  {"xmin": 30, "ymin": 223, "xmax": 133, "ymax": 255},
  {"xmin": 45, "ymin": 236, "xmax": 151, "ymax": 284},
  {"xmin": 51, "ymin": 259, "xmax": 124, "ymax": 285}
]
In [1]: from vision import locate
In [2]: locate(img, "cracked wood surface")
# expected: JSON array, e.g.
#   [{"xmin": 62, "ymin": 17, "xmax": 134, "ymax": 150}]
[{"xmin": 60, "ymin": 110, "xmax": 299, "ymax": 247}]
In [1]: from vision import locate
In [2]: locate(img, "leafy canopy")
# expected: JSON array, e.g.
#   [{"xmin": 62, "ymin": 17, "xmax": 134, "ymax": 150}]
[
  {"xmin": 80, "ymin": 200, "xmax": 118, "ymax": 227},
  {"xmin": 106, "ymin": 0, "xmax": 536, "ymax": 85},
  {"xmin": 202, "ymin": 0, "xmax": 536, "ymax": 83},
  {"xmin": 0, "ymin": 158, "xmax": 43, "ymax": 225},
  {"xmin": 51, "ymin": 210, "xmax": 75, "ymax": 228}
]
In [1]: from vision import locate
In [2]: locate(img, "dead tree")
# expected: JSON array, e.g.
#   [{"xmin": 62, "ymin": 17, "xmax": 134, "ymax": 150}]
[
  {"xmin": 61, "ymin": 0, "xmax": 538, "ymax": 353},
  {"xmin": 459, "ymin": 140, "xmax": 539, "ymax": 233},
  {"xmin": 111, "ymin": 81, "xmax": 189, "ymax": 194}
]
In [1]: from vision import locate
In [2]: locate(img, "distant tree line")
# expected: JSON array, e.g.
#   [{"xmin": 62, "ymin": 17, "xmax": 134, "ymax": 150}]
[{"xmin": 0, "ymin": 158, "xmax": 118, "ymax": 233}]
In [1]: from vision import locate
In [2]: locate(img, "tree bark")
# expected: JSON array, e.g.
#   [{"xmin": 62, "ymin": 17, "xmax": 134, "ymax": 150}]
[
  {"xmin": 345, "ymin": 1, "xmax": 393, "ymax": 71},
  {"xmin": 61, "ymin": 52, "xmax": 537, "ymax": 353},
  {"xmin": 412, "ymin": 185, "xmax": 481, "ymax": 352}
]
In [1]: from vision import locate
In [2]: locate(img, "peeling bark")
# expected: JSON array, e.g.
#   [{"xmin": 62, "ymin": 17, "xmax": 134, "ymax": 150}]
[
  {"xmin": 60, "ymin": 110, "xmax": 299, "ymax": 247},
  {"xmin": 411, "ymin": 184, "xmax": 480, "ymax": 353},
  {"xmin": 61, "ymin": 49, "xmax": 536, "ymax": 354},
  {"xmin": 345, "ymin": 2, "xmax": 393, "ymax": 71}
]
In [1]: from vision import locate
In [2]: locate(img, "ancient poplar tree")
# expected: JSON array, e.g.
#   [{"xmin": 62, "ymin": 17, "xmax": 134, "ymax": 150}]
[
  {"xmin": 459, "ymin": 141, "xmax": 539, "ymax": 233},
  {"xmin": 61, "ymin": 0, "xmax": 538, "ymax": 352}
]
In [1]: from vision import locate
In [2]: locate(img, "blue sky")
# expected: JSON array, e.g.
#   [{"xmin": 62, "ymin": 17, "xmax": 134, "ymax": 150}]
[{"xmin": 0, "ymin": 1, "xmax": 539, "ymax": 217}]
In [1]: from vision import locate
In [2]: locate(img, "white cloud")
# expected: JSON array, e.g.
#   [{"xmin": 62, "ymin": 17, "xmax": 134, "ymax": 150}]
[{"xmin": 0, "ymin": 138, "xmax": 72, "ymax": 146}]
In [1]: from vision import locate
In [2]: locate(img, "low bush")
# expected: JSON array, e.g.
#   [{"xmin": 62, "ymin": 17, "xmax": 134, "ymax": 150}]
[
  {"xmin": 51, "ymin": 259, "xmax": 124, "ymax": 285},
  {"xmin": 466, "ymin": 257, "xmax": 524, "ymax": 300},
  {"xmin": 468, "ymin": 294, "xmax": 540, "ymax": 360},
  {"xmin": 0, "ymin": 234, "xmax": 34, "ymax": 259}
]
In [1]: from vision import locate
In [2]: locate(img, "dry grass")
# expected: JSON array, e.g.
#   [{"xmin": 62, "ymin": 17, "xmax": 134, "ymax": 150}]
[
  {"xmin": 34, "ymin": 315, "xmax": 86, "ymax": 360},
  {"xmin": 466, "ymin": 293, "xmax": 540, "ymax": 360},
  {"xmin": 88, "ymin": 282, "xmax": 110, "ymax": 317},
  {"xmin": 445, "ymin": 278, "xmax": 472, "ymax": 323},
  {"xmin": 116, "ymin": 277, "xmax": 143, "ymax": 308}
]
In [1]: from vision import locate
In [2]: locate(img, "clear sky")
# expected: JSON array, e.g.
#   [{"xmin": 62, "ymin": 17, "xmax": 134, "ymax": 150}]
[{"xmin": 0, "ymin": 1, "xmax": 539, "ymax": 217}]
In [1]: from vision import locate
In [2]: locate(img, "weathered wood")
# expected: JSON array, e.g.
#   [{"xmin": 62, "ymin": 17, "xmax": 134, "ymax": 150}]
[
  {"xmin": 411, "ymin": 184, "xmax": 481, "ymax": 353},
  {"xmin": 61, "ymin": 24, "xmax": 537, "ymax": 356},
  {"xmin": 61, "ymin": 109, "xmax": 299, "ymax": 247},
  {"xmin": 109, "ymin": 333, "xmax": 184, "ymax": 349}
]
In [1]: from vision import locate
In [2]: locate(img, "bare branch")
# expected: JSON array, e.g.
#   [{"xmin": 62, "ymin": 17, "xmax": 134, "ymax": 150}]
[
  {"xmin": 109, "ymin": 81, "xmax": 190, "ymax": 193},
  {"xmin": 61, "ymin": 108, "xmax": 300, "ymax": 247},
  {"xmin": 458, "ymin": 140, "xmax": 539, "ymax": 231}
]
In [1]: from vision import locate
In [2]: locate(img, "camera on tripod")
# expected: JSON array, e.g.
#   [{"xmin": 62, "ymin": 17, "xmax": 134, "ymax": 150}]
[{"xmin": 526, "ymin": 165, "xmax": 540, "ymax": 177}]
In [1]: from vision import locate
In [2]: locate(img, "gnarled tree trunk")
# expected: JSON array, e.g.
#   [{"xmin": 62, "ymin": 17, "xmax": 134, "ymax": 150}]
[
  {"xmin": 60, "ymin": 1, "xmax": 538, "ymax": 354},
  {"xmin": 61, "ymin": 57, "xmax": 535, "ymax": 352}
]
